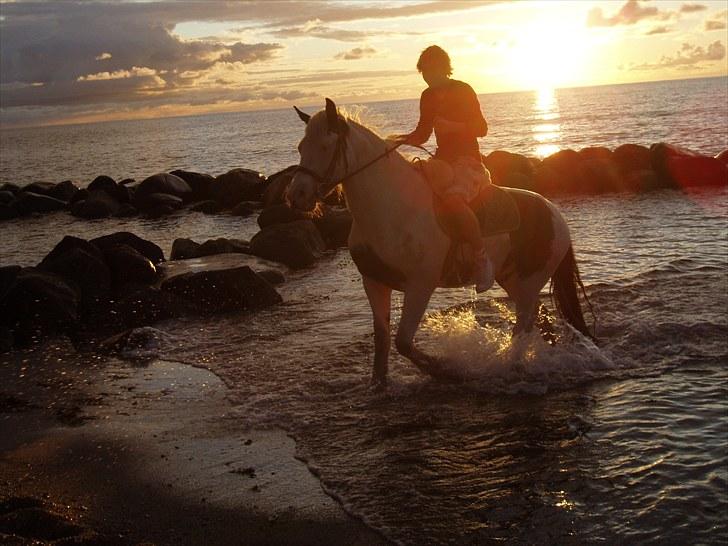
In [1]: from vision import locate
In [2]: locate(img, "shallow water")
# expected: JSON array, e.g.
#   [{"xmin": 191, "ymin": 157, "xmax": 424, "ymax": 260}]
[{"xmin": 1, "ymin": 77, "xmax": 727, "ymax": 544}]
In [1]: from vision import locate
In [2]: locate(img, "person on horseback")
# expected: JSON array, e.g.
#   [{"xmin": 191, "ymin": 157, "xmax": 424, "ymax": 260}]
[{"xmin": 394, "ymin": 45, "xmax": 494, "ymax": 292}]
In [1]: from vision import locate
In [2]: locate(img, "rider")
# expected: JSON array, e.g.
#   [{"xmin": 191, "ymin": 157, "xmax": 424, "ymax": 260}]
[{"xmin": 395, "ymin": 45, "xmax": 494, "ymax": 292}]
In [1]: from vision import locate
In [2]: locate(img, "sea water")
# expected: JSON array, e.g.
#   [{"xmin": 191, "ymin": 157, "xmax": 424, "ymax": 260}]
[{"xmin": 1, "ymin": 77, "xmax": 727, "ymax": 545}]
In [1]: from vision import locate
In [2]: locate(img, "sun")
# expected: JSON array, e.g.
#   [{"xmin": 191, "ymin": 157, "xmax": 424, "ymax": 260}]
[{"xmin": 507, "ymin": 16, "xmax": 590, "ymax": 91}]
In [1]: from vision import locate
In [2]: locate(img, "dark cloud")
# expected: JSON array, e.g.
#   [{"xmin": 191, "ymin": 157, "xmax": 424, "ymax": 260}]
[
  {"xmin": 680, "ymin": 4, "xmax": 708, "ymax": 13},
  {"xmin": 705, "ymin": 19, "xmax": 727, "ymax": 30},
  {"xmin": 645, "ymin": 26, "xmax": 672, "ymax": 35},
  {"xmin": 269, "ymin": 22, "xmax": 370, "ymax": 42},
  {"xmin": 587, "ymin": 0, "xmax": 661, "ymax": 27},
  {"xmin": 335, "ymin": 47, "xmax": 378, "ymax": 61},
  {"xmin": 630, "ymin": 40, "xmax": 726, "ymax": 70}
]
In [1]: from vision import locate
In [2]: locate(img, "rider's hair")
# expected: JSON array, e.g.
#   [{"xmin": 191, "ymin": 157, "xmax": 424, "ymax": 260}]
[{"xmin": 416, "ymin": 45, "xmax": 452, "ymax": 76}]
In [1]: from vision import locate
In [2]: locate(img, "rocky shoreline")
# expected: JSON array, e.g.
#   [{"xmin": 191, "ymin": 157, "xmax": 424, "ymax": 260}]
[{"xmin": 1, "ymin": 141, "xmax": 726, "ymax": 352}]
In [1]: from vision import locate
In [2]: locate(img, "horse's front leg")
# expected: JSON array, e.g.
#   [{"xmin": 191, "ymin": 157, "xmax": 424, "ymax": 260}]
[{"xmin": 362, "ymin": 275, "xmax": 392, "ymax": 387}]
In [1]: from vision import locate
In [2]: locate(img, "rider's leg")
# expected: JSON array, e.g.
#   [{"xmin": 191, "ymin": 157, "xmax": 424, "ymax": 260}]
[{"xmin": 439, "ymin": 194, "xmax": 494, "ymax": 292}]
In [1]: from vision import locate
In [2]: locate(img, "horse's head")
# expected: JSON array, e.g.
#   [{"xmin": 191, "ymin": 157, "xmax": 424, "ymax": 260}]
[{"xmin": 287, "ymin": 98, "xmax": 349, "ymax": 212}]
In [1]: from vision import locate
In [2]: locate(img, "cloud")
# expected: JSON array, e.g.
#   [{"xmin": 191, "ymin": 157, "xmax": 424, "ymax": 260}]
[
  {"xmin": 335, "ymin": 47, "xmax": 377, "ymax": 60},
  {"xmin": 95, "ymin": 52, "xmax": 112, "ymax": 61},
  {"xmin": 587, "ymin": 0, "xmax": 661, "ymax": 27},
  {"xmin": 269, "ymin": 20, "xmax": 370, "ymax": 42},
  {"xmin": 645, "ymin": 26, "xmax": 671, "ymax": 35},
  {"xmin": 679, "ymin": 4, "xmax": 707, "ymax": 13},
  {"xmin": 630, "ymin": 40, "xmax": 726, "ymax": 70},
  {"xmin": 705, "ymin": 10, "xmax": 727, "ymax": 31},
  {"xmin": 77, "ymin": 66, "xmax": 159, "ymax": 82}
]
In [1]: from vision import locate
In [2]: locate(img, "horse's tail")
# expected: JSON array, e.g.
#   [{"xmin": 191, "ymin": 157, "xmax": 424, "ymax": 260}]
[{"xmin": 551, "ymin": 245, "xmax": 596, "ymax": 340}]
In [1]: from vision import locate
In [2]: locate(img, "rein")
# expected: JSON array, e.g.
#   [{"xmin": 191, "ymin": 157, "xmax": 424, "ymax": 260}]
[{"xmin": 295, "ymin": 130, "xmax": 434, "ymax": 199}]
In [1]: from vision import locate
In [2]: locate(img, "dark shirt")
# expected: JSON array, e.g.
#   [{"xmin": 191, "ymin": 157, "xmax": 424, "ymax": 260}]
[{"xmin": 407, "ymin": 79, "xmax": 488, "ymax": 163}]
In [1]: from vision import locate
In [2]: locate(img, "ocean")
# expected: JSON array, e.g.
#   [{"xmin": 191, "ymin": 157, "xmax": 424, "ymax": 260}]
[{"xmin": 1, "ymin": 76, "xmax": 727, "ymax": 545}]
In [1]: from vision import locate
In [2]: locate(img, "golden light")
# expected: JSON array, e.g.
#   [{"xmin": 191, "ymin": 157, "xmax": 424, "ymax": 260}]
[{"xmin": 506, "ymin": 15, "xmax": 590, "ymax": 92}]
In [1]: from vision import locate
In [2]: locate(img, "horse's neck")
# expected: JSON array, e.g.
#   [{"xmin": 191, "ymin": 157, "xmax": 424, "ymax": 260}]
[{"xmin": 342, "ymin": 127, "xmax": 432, "ymax": 237}]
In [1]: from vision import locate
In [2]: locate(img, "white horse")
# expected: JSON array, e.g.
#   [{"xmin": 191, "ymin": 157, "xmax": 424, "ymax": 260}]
[{"xmin": 288, "ymin": 99, "xmax": 592, "ymax": 385}]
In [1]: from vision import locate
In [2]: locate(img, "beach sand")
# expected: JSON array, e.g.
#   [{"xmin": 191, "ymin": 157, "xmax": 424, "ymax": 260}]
[{"xmin": 0, "ymin": 341, "xmax": 389, "ymax": 545}]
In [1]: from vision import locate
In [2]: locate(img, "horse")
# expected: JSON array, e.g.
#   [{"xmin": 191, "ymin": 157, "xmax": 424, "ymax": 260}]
[{"xmin": 287, "ymin": 98, "xmax": 592, "ymax": 385}]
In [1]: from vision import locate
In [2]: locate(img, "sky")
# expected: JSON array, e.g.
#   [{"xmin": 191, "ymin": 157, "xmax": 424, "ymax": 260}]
[{"xmin": 1, "ymin": 0, "xmax": 727, "ymax": 127}]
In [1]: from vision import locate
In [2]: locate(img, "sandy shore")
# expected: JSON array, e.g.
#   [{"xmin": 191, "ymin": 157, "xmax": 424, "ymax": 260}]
[{"xmin": 0, "ymin": 341, "xmax": 389, "ymax": 545}]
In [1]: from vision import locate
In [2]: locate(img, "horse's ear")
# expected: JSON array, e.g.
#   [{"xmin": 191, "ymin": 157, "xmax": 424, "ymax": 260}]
[
  {"xmin": 294, "ymin": 105, "xmax": 310, "ymax": 124},
  {"xmin": 325, "ymin": 98, "xmax": 338, "ymax": 133}
]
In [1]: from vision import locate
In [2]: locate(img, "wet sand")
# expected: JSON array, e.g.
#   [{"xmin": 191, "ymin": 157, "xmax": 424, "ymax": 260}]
[{"xmin": 0, "ymin": 341, "xmax": 389, "ymax": 545}]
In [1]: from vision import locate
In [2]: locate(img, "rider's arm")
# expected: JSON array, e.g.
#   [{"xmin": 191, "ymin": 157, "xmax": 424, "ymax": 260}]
[{"xmin": 403, "ymin": 89, "xmax": 434, "ymax": 145}]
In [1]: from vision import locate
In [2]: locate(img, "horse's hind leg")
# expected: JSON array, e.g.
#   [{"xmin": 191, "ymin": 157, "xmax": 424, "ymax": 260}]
[{"xmin": 362, "ymin": 275, "xmax": 392, "ymax": 386}]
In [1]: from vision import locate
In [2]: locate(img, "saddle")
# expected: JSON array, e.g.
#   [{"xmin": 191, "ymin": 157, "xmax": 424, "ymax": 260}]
[{"xmin": 419, "ymin": 159, "xmax": 521, "ymax": 287}]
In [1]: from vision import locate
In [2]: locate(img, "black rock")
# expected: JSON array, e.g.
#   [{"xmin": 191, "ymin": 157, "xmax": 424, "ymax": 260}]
[
  {"xmin": 48, "ymin": 180, "xmax": 80, "ymax": 202},
  {"xmin": 212, "ymin": 168, "xmax": 266, "ymax": 208},
  {"xmin": 70, "ymin": 191, "xmax": 120, "ymax": 219},
  {"xmin": 13, "ymin": 192, "xmax": 67, "ymax": 215},
  {"xmin": 134, "ymin": 173, "xmax": 192, "ymax": 204},
  {"xmin": 249, "ymin": 220, "xmax": 326, "ymax": 269},
  {"xmin": 102, "ymin": 244, "xmax": 158, "ymax": 285},
  {"xmin": 257, "ymin": 203, "xmax": 305, "ymax": 228},
  {"xmin": 0, "ymin": 191, "xmax": 15, "ymax": 204},
  {"xmin": 190, "ymin": 200, "xmax": 223, "ymax": 214},
  {"xmin": 170, "ymin": 170, "xmax": 215, "ymax": 202},
  {"xmin": 90, "ymin": 232, "xmax": 165, "ymax": 264},
  {"xmin": 161, "ymin": 266, "xmax": 281, "ymax": 314}
]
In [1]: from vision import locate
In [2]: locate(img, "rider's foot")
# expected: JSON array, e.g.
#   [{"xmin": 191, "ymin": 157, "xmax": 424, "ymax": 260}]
[{"xmin": 474, "ymin": 250, "xmax": 494, "ymax": 293}]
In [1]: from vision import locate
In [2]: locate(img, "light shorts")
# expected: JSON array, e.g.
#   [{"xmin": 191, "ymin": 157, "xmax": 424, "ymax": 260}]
[{"xmin": 443, "ymin": 156, "xmax": 492, "ymax": 202}]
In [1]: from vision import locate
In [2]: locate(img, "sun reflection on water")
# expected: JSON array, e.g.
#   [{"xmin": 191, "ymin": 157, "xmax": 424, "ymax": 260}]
[{"xmin": 532, "ymin": 87, "xmax": 561, "ymax": 158}]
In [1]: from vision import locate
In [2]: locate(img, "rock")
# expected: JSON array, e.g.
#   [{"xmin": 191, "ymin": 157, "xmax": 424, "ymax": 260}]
[
  {"xmin": 114, "ymin": 203, "xmax": 138, "ymax": 217},
  {"xmin": 48, "ymin": 180, "xmax": 80, "ymax": 202},
  {"xmin": 262, "ymin": 165, "xmax": 297, "ymax": 207},
  {"xmin": 0, "ymin": 191, "xmax": 15, "ymax": 204},
  {"xmin": 0, "ymin": 327, "xmax": 12, "ymax": 352},
  {"xmin": 21, "ymin": 181, "xmax": 56, "ymax": 196},
  {"xmin": 500, "ymin": 171, "xmax": 535, "ymax": 191},
  {"xmin": 0, "ymin": 268, "xmax": 79, "ymax": 345},
  {"xmin": 135, "ymin": 173, "xmax": 192, "ymax": 204},
  {"xmin": 190, "ymin": 200, "xmax": 223, "ymax": 214},
  {"xmin": 39, "ymin": 235, "xmax": 104, "ymax": 266},
  {"xmin": 258, "ymin": 268, "xmax": 285, "ymax": 285},
  {"xmin": 0, "ymin": 265, "xmax": 21, "ymax": 299},
  {"xmin": 212, "ymin": 168, "xmax": 266, "ymax": 207},
  {"xmin": 102, "ymin": 244, "xmax": 158, "ymax": 285},
  {"xmin": 70, "ymin": 191, "xmax": 120, "ymax": 218},
  {"xmin": 249, "ymin": 220, "xmax": 326, "ymax": 269},
  {"xmin": 613, "ymin": 144, "xmax": 651, "ymax": 176},
  {"xmin": 577, "ymin": 158, "xmax": 621, "ymax": 194},
  {"xmin": 90, "ymin": 232, "xmax": 165, "ymax": 264},
  {"xmin": 38, "ymin": 243, "xmax": 111, "ymax": 306},
  {"xmin": 135, "ymin": 192, "xmax": 183, "ymax": 214},
  {"xmin": 313, "ymin": 206, "xmax": 352, "ymax": 249},
  {"xmin": 94, "ymin": 284, "xmax": 189, "ymax": 329},
  {"xmin": 69, "ymin": 188, "xmax": 89, "ymax": 206},
  {"xmin": 170, "ymin": 237, "xmax": 249, "ymax": 260},
  {"xmin": 0, "ymin": 183, "xmax": 20, "ymax": 194},
  {"xmin": 539, "ymin": 149, "xmax": 585, "ymax": 194},
  {"xmin": 257, "ymin": 203, "xmax": 306, "ymax": 228},
  {"xmin": 0, "ymin": 204, "xmax": 20, "ymax": 221},
  {"xmin": 13, "ymin": 192, "xmax": 67, "ymax": 215},
  {"xmin": 716, "ymin": 149, "xmax": 728, "ymax": 165},
  {"xmin": 161, "ymin": 266, "xmax": 282, "ymax": 314},
  {"xmin": 230, "ymin": 201, "xmax": 256, "ymax": 217},
  {"xmin": 483, "ymin": 150, "xmax": 535, "ymax": 186},
  {"xmin": 578, "ymin": 146, "xmax": 612, "ymax": 162},
  {"xmin": 622, "ymin": 169, "xmax": 661, "ymax": 193},
  {"xmin": 87, "ymin": 175, "xmax": 118, "ymax": 194},
  {"xmin": 170, "ymin": 170, "xmax": 215, "ymax": 202},
  {"xmin": 650, "ymin": 143, "xmax": 727, "ymax": 189}
]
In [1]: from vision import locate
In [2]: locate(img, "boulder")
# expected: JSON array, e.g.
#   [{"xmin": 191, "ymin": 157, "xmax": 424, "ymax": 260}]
[
  {"xmin": 539, "ymin": 149, "xmax": 585, "ymax": 194},
  {"xmin": 257, "ymin": 203, "xmax": 306, "ymax": 228},
  {"xmin": 90, "ymin": 232, "xmax": 164, "ymax": 264},
  {"xmin": 313, "ymin": 206, "xmax": 352, "ymax": 249},
  {"xmin": 170, "ymin": 237, "xmax": 249, "ymax": 260},
  {"xmin": 716, "ymin": 149, "xmax": 728, "ymax": 165},
  {"xmin": 613, "ymin": 144, "xmax": 651, "ymax": 176},
  {"xmin": 0, "ymin": 183, "xmax": 20, "ymax": 194},
  {"xmin": 161, "ymin": 266, "xmax": 282, "ymax": 314},
  {"xmin": 38, "ymin": 244, "xmax": 111, "ymax": 306},
  {"xmin": 0, "ymin": 204, "xmax": 20, "ymax": 221},
  {"xmin": 114, "ymin": 203, "xmax": 138, "ymax": 217},
  {"xmin": 70, "ymin": 191, "xmax": 120, "ymax": 219},
  {"xmin": 578, "ymin": 146, "xmax": 612, "ymax": 163},
  {"xmin": 0, "ymin": 268, "xmax": 79, "ymax": 345},
  {"xmin": 69, "ymin": 188, "xmax": 89, "ymax": 206},
  {"xmin": 135, "ymin": 192, "xmax": 183, "ymax": 214},
  {"xmin": 102, "ymin": 244, "xmax": 158, "ymax": 285},
  {"xmin": 262, "ymin": 165, "xmax": 297, "ymax": 207},
  {"xmin": 134, "ymin": 173, "xmax": 192, "ymax": 204},
  {"xmin": 257, "ymin": 269, "xmax": 285, "ymax": 286},
  {"xmin": 93, "ymin": 284, "xmax": 190, "ymax": 329},
  {"xmin": 13, "ymin": 192, "xmax": 67, "ymax": 215},
  {"xmin": 577, "ymin": 158, "xmax": 621, "ymax": 194},
  {"xmin": 249, "ymin": 220, "xmax": 326, "ymax": 269},
  {"xmin": 622, "ymin": 169, "xmax": 661, "ymax": 193},
  {"xmin": 0, "ymin": 191, "xmax": 15, "ymax": 204},
  {"xmin": 48, "ymin": 180, "xmax": 80, "ymax": 202},
  {"xmin": 650, "ymin": 143, "xmax": 727, "ymax": 189},
  {"xmin": 212, "ymin": 168, "xmax": 266, "ymax": 207},
  {"xmin": 483, "ymin": 150, "xmax": 535, "ymax": 187},
  {"xmin": 22, "ymin": 182, "xmax": 56, "ymax": 196},
  {"xmin": 87, "ymin": 175, "xmax": 118, "ymax": 194},
  {"xmin": 39, "ymin": 235, "xmax": 104, "ymax": 266},
  {"xmin": 230, "ymin": 201, "xmax": 256, "ymax": 217},
  {"xmin": 499, "ymin": 171, "xmax": 535, "ymax": 191},
  {"xmin": 0, "ymin": 265, "xmax": 21, "ymax": 299},
  {"xmin": 170, "ymin": 170, "xmax": 215, "ymax": 202},
  {"xmin": 190, "ymin": 200, "xmax": 222, "ymax": 214}
]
